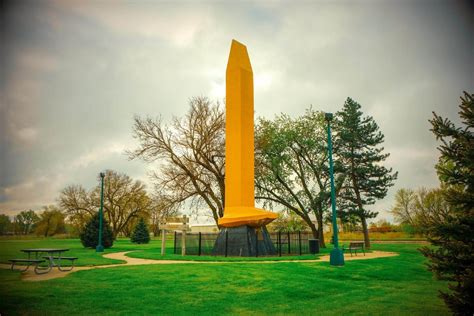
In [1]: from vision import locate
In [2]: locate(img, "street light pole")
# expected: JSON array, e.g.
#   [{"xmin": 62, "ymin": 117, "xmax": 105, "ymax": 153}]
[
  {"xmin": 325, "ymin": 113, "xmax": 344, "ymax": 266},
  {"xmin": 96, "ymin": 172, "xmax": 105, "ymax": 253}
]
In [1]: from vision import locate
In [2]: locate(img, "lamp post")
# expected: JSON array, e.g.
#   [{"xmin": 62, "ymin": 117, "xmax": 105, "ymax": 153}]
[
  {"xmin": 96, "ymin": 172, "xmax": 105, "ymax": 252},
  {"xmin": 325, "ymin": 113, "xmax": 344, "ymax": 266}
]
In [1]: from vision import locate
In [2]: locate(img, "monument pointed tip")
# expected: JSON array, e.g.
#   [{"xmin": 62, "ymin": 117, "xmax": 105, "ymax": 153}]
[
  {"xmin": 231, "ymin": 39, "xmax": 245, "ymax": 46},
  {"xmin": 227, "ymin": 39, "xmax": 252, "ymax": 72}
]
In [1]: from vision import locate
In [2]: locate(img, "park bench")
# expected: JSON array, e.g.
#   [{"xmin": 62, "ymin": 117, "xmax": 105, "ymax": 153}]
[
  {"xmin": 43, "ymin": 256, "xmax": 78, "ymax": 271},
  {"xmin": 343, "ymin": 242, "xmax": 365, "ymax": 256},
  {"xmin": 9, "ymin": 259, "xmax": 45, "ymax": 272}
]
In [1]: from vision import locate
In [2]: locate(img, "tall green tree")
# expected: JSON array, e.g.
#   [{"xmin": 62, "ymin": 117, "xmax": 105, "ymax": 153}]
[
  {"xmin": 334, "ymin": 98, "xmax": 397, "ymax": 248},
  {"xmin": 255, "ymin": 109, "xmax": 344, "ymax": 247},
  {"xmin": 420, "ymin": 91, "xmax": 473, "ymax": 315},
  {"xmin": 269, "ymin": 211, "xmax": 308, "ymax": 233}
]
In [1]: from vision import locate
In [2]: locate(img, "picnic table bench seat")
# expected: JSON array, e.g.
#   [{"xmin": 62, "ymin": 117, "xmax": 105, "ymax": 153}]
[
  {"xmin": 9, "ymin": 259, "xmax": 45, "ymax": 272},
  {"xmin": 342, "ymin": 242, "xmax": 365, "ymax": 256},
  {"xmin": 42, "ymin": 256, "xmax": 78, "ymax": 271}
]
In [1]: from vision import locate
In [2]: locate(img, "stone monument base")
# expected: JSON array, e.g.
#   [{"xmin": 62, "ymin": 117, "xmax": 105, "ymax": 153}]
[{"xmin": 211, "ymin": 225, "xmax": 276, "ymax": 256}]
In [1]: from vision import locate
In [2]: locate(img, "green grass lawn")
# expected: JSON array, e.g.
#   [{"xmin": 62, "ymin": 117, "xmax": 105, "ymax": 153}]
[
  {"xmin": 128, "ymin": 243, "xmax": 333, "ymax": 261},
  {"xmin": 0, "ymin": 238, "xmax": 163, "ymax": 266},
  {"xmin": 0, "ymin": 239, "xmax": 449, "ymax": 315},
  {"xmin": 0, "ymin": 237, "xmax": 333, "ymax": 265}
]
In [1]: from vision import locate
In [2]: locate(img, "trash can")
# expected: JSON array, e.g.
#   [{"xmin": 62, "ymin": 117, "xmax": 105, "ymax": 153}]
[{"xmin": 309, "ymin": 239, "xmax": 320, "ymax": 254}]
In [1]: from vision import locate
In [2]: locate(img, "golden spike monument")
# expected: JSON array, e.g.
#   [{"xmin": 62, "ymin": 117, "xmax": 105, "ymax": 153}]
[
  {"xmin": 219, "ymin": 40, "xmax": 277, "ymax": 228},
  {"xmin": 212, "ymin": 40, "xmax": 277, "ymax": 256}
]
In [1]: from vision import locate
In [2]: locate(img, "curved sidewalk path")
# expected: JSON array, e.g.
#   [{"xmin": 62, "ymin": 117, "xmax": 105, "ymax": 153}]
[{"xmin": 1, "ymin": 250, "xmax": 398, "ymax": 282}]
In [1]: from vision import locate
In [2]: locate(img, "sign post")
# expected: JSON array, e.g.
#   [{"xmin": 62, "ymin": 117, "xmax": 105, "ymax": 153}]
[{"xmin": 160, "ymin": 215, "xmax": 189, "ymax": 256}]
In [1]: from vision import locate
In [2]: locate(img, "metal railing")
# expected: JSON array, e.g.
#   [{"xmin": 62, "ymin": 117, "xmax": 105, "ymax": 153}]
[{"xmin": 174, "ymin": 231, "xmax": 317, "ymax": 257}]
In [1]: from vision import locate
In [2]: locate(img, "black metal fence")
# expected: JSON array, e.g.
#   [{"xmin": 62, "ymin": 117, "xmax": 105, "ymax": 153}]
[
  {"xmin": 173, "ymin": 231, "xmax": 317, "ymax": 257},
  {"xmin": 174, "ymin": 232, "xmax": 218, "ymax": 256},
  {"xmin": 272, "ymin": 231, "xmax": 314, "ymax": 256}
]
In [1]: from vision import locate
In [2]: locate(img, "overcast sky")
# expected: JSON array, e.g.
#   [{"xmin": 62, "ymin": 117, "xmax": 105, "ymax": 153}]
[{"xmin": 1, "ymin": 0, "xmax": 472, "ymax": 223}]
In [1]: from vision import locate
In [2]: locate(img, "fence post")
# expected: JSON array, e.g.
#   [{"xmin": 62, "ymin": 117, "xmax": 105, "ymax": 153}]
[
  {"xmin": 225, "ymin": 230, "xmax": 228, "ymax": 257},
  {"xmin": 278, "ymin": 231, "xmax": 282, "ymax": 257},
  {"xmin": 161, "ymin": 229, "xmax": 166, "ymax": 256},
  {"xmin": 287, "ymin": 231, "xmax": 291, "ymax": 254},
  {"xmin": 255, "ymin": 229, "xmax": 259, "ymax": 257},
  {"xmin": 182, "ymin": 230, "xmax": 186, "ymax": 256},
  {"xmin": 298, "ymin": 231, "xmax": 302, "ymax": 256},
  {"xmin": 198, "ymin": 232, "xmax": 202, "ymax": 256},
  {"xmin": 174, "ymin": 231, "xmax": 177, "ymax": 254}
]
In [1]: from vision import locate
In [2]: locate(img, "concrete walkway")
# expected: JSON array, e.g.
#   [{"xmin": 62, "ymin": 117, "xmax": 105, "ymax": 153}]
[{"xmin": 1, "ymin": 250, "xmax": 398, "ymax": 282}]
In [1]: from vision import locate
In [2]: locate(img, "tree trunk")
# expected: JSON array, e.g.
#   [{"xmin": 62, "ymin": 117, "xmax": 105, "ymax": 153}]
[
  {"xmin": 351, "ymin": 172, "xmax": 370, "ymax": 249},
  {"xmin": 304, "ymin": 217, "xmax": 319, "ymax": 241},
  {"xmin": 360, "ymin": 216, "xmax": 371, "ymax": 248},
  {"xmin": 317, "ymin": 212, "xmax": 326, "ymax": 248},
  {"xmin": 44, "ymin": 217, "xmax": 51, "ymax": 237},
  {"xmin": 309, "ymin": 224, "xmax": 318, "ymax": 240}
]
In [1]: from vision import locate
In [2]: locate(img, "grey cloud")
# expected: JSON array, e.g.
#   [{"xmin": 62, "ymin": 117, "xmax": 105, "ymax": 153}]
[{"xmin": 1, "ymin": 0, "xmax": 472, "ymax": 221}]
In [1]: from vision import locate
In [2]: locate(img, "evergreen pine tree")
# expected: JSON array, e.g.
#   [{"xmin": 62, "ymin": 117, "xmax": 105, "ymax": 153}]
[
  {"xmin": 80, "ymin": 212, "xmax": 114, "ymax": 248},
  {"xmin": 420, "ymin": 91, "xmax": 473, "ymax": 315},
  {"xmin": 334, "ymin": 98, "xmax": 397, "ymax": 248},
  {"xmin": 131, "ymin": 218, "xmax": 150, "ymax": 244}
]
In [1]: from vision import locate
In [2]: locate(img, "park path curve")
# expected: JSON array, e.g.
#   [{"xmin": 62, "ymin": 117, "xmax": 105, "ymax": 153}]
[{"xmin": 0, "ymin": 250, "xmax": 398, "ymax": 282}]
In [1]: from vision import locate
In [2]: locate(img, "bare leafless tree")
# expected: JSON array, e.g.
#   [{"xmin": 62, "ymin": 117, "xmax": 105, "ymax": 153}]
[
  {"xmin": 390, "ymin": 188, "xmax": 417, "ymax": 225},
  {"xmin": 98, "ymin": 170, "xmax": 151, "ymax": 238},
  {"xmin": 128, "ymin": 97, "xmax": 225, "ymax": 224},
  {"xmin": 59, "ymin": 185, "xmax": 96, "ymax": 232},
  {"xmin": 390, "ymin": 187, "xmax": 453, "ymax": 231},
  {"xmin": 60, "ymin": 170, "xmax": 152, "ymax": 238},
  {"xmin": 149, "ymin": 194, "xmax": 180, "ymax": 236}
]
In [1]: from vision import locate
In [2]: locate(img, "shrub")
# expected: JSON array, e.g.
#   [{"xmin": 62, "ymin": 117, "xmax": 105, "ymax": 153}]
[
  {"xmin": 131, "ymin": 218, "xmax": 150, "ymax": 244},
  {"xmin": 80, "ymin": 213, "xmax": 114, "ymax": 248}
]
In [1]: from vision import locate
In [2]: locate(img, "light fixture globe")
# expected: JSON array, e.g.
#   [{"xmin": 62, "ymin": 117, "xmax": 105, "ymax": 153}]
[{"xmin": 325, "ymin": 112, "xmax": 334, "ymax": 122}]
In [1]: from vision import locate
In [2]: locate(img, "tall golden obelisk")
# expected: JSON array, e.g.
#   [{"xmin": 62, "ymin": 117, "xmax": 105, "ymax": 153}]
[{"xmin": 218, "ymin": 40, "xmax": 277, "ymax": 229}]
